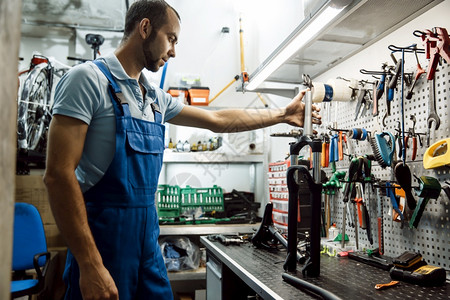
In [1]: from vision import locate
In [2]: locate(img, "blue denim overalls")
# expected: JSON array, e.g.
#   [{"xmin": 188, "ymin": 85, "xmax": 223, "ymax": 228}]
[{"xmin": 63, "ymin": 60, "xmax": 173, "ymax": 299}]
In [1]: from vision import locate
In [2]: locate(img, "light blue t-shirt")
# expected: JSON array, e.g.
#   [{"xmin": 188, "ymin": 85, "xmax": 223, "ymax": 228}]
[{"xmin": 52, "ymin": 53, "xmax": 184, "ymax": 192}]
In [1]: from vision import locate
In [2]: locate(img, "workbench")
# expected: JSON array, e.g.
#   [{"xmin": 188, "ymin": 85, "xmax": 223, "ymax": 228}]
[{"xmin": 200, "ymin": 236, "xmax": 449, "ymax": 300}]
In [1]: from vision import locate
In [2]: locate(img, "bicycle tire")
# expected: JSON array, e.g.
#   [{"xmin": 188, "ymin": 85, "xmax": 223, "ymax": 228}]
[{"xmin": 17, "ymin": 63, "xmax": 51, "ymax": 152}]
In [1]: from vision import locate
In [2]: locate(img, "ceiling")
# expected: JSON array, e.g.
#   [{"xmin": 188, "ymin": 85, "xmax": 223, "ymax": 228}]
[
  {"xmin": 254, "ymin": 0, "xmax": 443, "ymax": 85},
  {"xmin": 21, "ymin": 0, "xmax": 127, "ymax": 35}
]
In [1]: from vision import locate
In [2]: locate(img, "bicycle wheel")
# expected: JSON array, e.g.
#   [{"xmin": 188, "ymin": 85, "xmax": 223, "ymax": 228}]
[{"xmin": 17, "ymin": 63, "xmax": 51, "ymax": 152}]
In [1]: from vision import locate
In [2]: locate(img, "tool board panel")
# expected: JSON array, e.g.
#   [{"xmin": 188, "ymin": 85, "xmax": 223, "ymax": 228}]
[{"xmin": 317, "ymin": 62, "xmax": 450, "ymax": 268}]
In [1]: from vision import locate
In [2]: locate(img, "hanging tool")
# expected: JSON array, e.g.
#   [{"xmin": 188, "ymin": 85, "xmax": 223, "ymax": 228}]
[
  {"xmin": 360, "ymin": 92, "xmax": 372, "ymax": 118},
  {"xmin": 405, "ymin": 116, "xmax": 418, "ymax": 161},
  {"xmin": 423, "ymin": 138, "xmax": 450, "ymax": 169},
  {"xmin": 394, "ymin": 162, "xmax": 416, "ymax": 210},
  {"xmin": 410, "ymin": 176, "xmax": 442, "ymax": 229},
  {"xmin": 396, "ymin": 122, "xmax": 404, "ymax": 159},
  {"xmin": 370, "ymin": 131, "xmax": 395, "ymax": 168},
  {"xmin": 388, "ymin": 55, "xmax": 402, "ymax": 90},
  {"xmin": 354, "ymin": 87, "xmax": 368, "ymax": 120},
  {"xmin": 386, "ymin": 181, "xmax": 405, "ymax": 228},
  {"xmin": 329, "ymin": 133, "xmax": 339, "ymax": 172},
  {"xmin": 382, "ymin": 74, "xmax": 395, "ymax": 127},
  {"xmin": 323, "ymin": 171, "xmax": 346, "ymax": 233},
  {"xmin": 321, "ymin": 134, "xmax": 330, "ymax": 168},
  {"xmin": 406, "ymin": 45, "xmax": 426, "ymax": 100},
  {"xmin": 338, "ymin": 131, "xmax": 344, "ymax": 161},
  {"xmin": 372, "ymin": 80, "xmax": 379, "ymax": 116},
  {"xmin": 373, "ymin": 65, "xmax": 387, "ymax": 117},
  {"xmin": 443, "ymin": 181, "xmax": 450, "ymax": 200},
  {"xmin": 340, "ymin": 157, "xmax": 360, "ymax": 248},
  {"xmin": 375, "ymin": 182, "xmax": 385, "ymax": 255},
  {"xmin": 420, "ymin": 27, "xmax": 450, "ymax": 80},
  {"xmin": 362, "ymin": 157, "xmax": 373, "ymax": 245},
  {"xmin": 355, "ymin": 183, "xmax": 365, "ymax": 229},
  {"xmin": 393, "ymin": 184, "xmax": 406, "ymax": 222},
  {"xmin": 352, "ymin": 192, "xmax": 359, "ymax": 250},
  {"xmin": 426, "ymin": 77, "xmax": 440, "ymax": 146},
  {"xmin": 355, "ymin": 182, "xmax": 373, "ymax": 244}
]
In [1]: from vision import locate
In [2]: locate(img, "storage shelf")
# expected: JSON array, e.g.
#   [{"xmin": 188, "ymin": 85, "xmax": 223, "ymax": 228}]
[
  {"xmin": 160, "ymin": 223, "xmax": 258, "ymax": 236},
  {"xmin": 167, "ymin": 266, "xmax": 206, "ymax": 281},
  {"xmin": 163, "ymin": 151, "xmax": 265, "ymax": 163}
]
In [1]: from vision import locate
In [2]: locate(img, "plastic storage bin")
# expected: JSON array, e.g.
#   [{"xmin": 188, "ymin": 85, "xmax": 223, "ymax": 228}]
[
  {"xmin": 157, "ymin": 184, "xmax": 181, "ymax": 217},
  {"xmin": 188, "ymin": 87, "xmax": 210, "ymax": 106},
  {"xmin": 180, "ymin": 185, "xmax": 224, "ymax": 214}
]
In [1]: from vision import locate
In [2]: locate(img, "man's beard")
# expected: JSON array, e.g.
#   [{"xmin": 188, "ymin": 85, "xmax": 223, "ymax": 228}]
[{"xmin": 142, "ymin": 30, "xmax": 161, "ymax": 72}]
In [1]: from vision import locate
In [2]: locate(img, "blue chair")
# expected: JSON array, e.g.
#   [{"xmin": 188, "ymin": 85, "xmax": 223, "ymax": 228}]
[{"xmin": 11, "ymin": 202, "xmax": 51, "ymax": 299}]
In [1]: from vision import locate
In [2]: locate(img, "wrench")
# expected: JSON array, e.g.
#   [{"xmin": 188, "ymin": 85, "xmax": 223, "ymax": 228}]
[{"xmin": 426, "ymin": 78, "xmax": 440, "ymax": 146}]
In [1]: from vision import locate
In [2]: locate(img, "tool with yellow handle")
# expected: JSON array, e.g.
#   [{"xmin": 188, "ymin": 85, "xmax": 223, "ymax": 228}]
[{"xmin": 423, "ymin": 138, "xmax": 450, "ymax": 169}]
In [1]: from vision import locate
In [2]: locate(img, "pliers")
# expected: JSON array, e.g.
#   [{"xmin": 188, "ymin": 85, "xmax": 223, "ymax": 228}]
[{"xmin": 403, "ymin": 116, "xmax": 418, "ymax": 161}]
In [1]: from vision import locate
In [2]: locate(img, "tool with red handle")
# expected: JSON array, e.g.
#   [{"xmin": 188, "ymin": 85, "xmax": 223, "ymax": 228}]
[{"xmin": 421, "ymin": 27, "xmax": 450, "ymax": 80}]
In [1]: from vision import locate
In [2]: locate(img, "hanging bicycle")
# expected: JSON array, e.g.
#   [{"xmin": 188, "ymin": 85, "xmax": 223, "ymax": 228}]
[{"xmin": 16, "ymin": 54, "xmax": 69, "ymax": 174}]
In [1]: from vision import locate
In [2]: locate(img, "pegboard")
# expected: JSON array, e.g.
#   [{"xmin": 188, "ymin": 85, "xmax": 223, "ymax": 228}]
[{"xmin": 316, "ymin": 62, "xmax": 450, "ymax": 268}]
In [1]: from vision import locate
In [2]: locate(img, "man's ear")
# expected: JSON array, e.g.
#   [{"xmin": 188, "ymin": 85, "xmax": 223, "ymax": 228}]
[{"xmin": 138, "ymin": 18, "xmax": 152, "ymax": 39}]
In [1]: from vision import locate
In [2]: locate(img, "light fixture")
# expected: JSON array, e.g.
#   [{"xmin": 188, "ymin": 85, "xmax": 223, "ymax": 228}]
[{"xmin": 246, "ymin": 0, "xmax": 353, "ymax": 91}]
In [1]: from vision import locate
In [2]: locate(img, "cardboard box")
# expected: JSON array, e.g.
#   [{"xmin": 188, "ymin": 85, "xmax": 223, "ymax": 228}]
[
  {"xmin": 188, "ymin": 87, "xmax": 210, "ymax": 106},
  {"xmin": 15, "ymin": 175, "xmax": 55, "ymax": 225},
  {"xmin": 44, "ymin": 224, "xmax": 66, "ymax": 248},
  {"xmin": 15, "ymin": 175, "xmax": 66, "ymax": 248}
]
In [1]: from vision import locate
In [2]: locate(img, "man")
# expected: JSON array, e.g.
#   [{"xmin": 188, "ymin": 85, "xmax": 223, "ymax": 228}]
[{"xmin": 44, "ymin": 1, "xmax": 321, "ymax": 299}]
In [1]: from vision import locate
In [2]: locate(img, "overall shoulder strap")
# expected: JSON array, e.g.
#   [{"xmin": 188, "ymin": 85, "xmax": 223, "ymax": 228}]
[
  {"xmin": 92, "ymin": 60, "xmax": 128, "ymax": 105},
  {"xmin": 92, "ymin": 60, "xmax": 121, "ymax": 93}
]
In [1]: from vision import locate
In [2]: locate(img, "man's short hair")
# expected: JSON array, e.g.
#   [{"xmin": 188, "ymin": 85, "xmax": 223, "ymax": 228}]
[{"xmin": 123, "ymin": 0, "xmax": 180, "ymax": 38}]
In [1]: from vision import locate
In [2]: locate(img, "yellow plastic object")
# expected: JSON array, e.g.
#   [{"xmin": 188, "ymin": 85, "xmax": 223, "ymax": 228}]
[{"xmin": 423, "ymin": 138, "xmax": 450, "ymax": 169}]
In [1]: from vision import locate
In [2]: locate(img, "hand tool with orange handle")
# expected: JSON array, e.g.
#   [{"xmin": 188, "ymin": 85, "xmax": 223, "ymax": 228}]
[
  {"xmin": 393, "ymin": 183, "xmax": 406, "ymax": 222},
  {"xmin": 386, "ymin": 181, "xmax": 405, "ymax": 228},
  {"xmin": 321, "ymin": 134, "xmax": 330, "ymax": 168},
  {"xmin": 375, "ymin": 281, "xmax": 399, "ymax": 290},
  {"xmin": 338, "ymin": 131, "xmax": 343, "ymax": 161},
  {"xmin": 355, "ymin": 183, "xmax": 366, "ymax": 234}
]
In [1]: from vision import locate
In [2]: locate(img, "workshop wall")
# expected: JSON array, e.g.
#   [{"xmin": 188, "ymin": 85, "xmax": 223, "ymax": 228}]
[{"xmin": 310, "ymin": 0, "xmax": 450, "ymax": 268}]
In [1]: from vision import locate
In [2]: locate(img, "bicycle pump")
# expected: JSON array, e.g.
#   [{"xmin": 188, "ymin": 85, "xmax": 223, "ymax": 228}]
[{"xmin": 283, "ymin": 75, "xmax": 323, "ymax": 277}]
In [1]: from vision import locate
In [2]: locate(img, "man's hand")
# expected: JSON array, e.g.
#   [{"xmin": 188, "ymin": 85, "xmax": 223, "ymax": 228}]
[
  {"xmin": 79, "ymin": 264, "xmax": 119, "ymax": 300},
  {"xmin": 284, "ymin": 89, "xmax": 322, "ymax": 127}
]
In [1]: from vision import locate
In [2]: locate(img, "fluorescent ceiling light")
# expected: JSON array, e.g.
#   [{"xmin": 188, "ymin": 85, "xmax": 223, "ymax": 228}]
[{"xmin": 246, "ymin": 4, "xmax": 346, "ymax": 91}]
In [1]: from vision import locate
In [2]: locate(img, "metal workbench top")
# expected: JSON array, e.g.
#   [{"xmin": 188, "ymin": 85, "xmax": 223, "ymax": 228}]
[{"xmin": 200, "ymin": 236, "xmax": 449, "ymax": 300}]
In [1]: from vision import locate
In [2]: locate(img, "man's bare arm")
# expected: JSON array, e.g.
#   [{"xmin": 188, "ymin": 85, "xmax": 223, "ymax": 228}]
[
  {"xmin": 169, "ymin": 90, "xmax": 321, "ymax": 132},
  {"xmin": 44, "ymin": 115, "xmax": 118, "ymax": 300}
]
